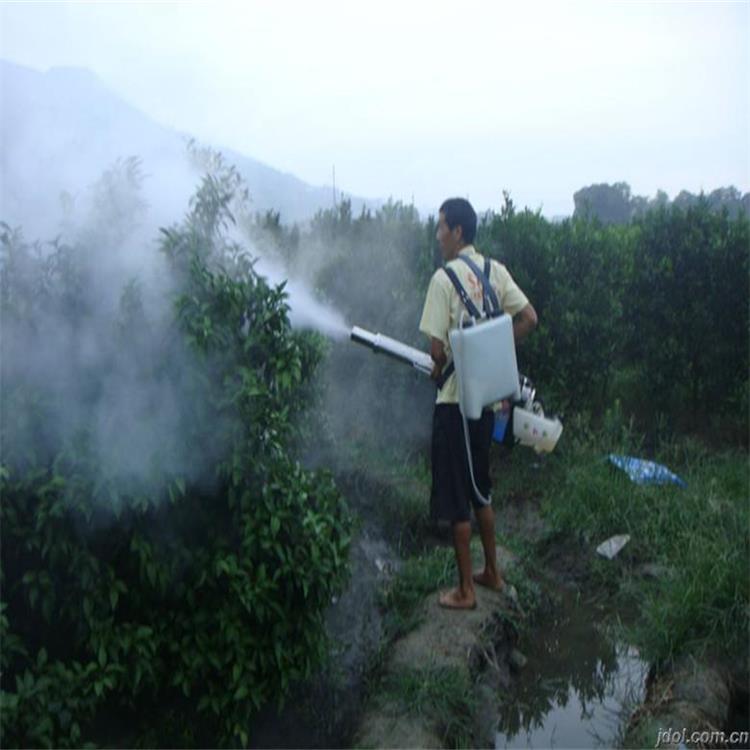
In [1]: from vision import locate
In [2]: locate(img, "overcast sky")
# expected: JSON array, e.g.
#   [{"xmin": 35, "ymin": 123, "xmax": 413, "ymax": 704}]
[{"xmin": 1, "ymin": 1, "xmax": 748, "ymax": 216}]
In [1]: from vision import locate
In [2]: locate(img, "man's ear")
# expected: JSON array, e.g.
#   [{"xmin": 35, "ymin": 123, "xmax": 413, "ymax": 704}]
[{"xmin": 452, "ymin": 225, "xmax": 464, "ymax": 244}]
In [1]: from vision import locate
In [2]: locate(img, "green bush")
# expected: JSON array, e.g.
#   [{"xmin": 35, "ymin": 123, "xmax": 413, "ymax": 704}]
[
  {"xmin": 477, "ymin": 197, "xmax": 748, "ymax": 433},
  {"xmin": 264, "ymin": 192, "xmax": 747, "ymax": 449},
  {"xmin": 479, "ymin": 199, "xmax": 625, "ymax": 410},
  {"xmin": 625, "ymin": 201, "xmax": 750, "ymax": 427},
  {"xmin": 0, "ymin": 165, "xmax": 351, "ymax": 747}
]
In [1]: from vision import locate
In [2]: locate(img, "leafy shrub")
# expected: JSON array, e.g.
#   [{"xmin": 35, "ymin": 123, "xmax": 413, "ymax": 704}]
[
  {"xmin": 624, "ymin": 201, "xmax": 750, "ymax": 427},
  {"xmin": 260, "ymin": 190, "xmax": 747, "ymax": 454},
  {"xmin": 478, "ymin": 196, "xmax": 748, "ymax": 434},
  {"xmin": 479, "ymin": 199, "xmax": 632, "ymax": 410},
  {"xmin": 0, "ymin": 164, "xmax": 351, "ymax": 747}
]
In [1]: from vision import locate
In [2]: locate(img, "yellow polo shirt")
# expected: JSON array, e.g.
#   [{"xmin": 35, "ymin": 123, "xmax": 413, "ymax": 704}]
[{"xmin": 419, "ymin": 245, "xmax": 530, "ymax": 405}]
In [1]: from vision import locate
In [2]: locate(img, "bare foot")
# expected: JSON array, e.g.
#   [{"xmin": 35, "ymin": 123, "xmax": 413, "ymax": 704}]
[
  {"xmin": 438, "ymin": 588, "xmax": 476, "ymax": 610},
  {"xmin": 472, "ymin": 570, "xmax": 505, "ymax": 592}
]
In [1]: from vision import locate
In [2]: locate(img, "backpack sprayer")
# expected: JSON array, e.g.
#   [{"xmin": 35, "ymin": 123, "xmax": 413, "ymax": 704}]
[
  {"xmin": 351, "ymin": 326, "xmax": 562, "ymax": 453},
  {"xmin": 351, "ymin": 256, "xmax": 563, "ymax": 506},
  {"xmin": 350, "ymin": 324, "xmax": 562, "ymax": 453}
]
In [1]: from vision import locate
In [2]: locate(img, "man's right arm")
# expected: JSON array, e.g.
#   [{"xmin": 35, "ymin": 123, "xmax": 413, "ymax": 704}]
[
  {"xmin": 419, "ymin": 272, "xmax": 451, "ymax": 378},
  {"xmin": 430, "ymin": 337, "xmax": 447, "ymax": 381}
]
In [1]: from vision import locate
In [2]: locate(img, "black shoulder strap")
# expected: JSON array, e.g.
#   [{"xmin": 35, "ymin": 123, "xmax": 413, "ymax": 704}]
[
  {"xmin": 443, "ymin": 266, "xmax": 481, "ymax": 319},
  {"xmin": 457, "ymin": 255, "xmax": 501, "ymax": 316}
]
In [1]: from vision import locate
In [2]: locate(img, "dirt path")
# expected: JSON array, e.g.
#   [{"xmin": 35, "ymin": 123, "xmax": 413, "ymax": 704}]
[
  {"xmin": 355, "ymin": 547, "xmax": 520, "ymax": 749},
  {"xmin": 252, "ymin": 466, "xmax": 746, "ymax": 748}
]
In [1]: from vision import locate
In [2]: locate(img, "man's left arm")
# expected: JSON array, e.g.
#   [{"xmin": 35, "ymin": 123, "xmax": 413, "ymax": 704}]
[
  {"xmin": 513, "ymin": 303, "xmax": 538, "ymax": 343},
  {"xmin": 493, "ymin": 262, "xmax": 537, "ymax": 343}
]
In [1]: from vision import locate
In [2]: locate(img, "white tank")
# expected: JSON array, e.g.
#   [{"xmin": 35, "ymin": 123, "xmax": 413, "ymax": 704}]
[{"xmin": 449, "ymin": 313, "xmax": 520, "ymax": 420}]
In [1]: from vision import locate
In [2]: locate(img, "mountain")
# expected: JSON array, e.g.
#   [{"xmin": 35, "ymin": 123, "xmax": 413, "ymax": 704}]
[{"xmin": 0, "ymin": 59, "xmax": 377, "ymax": 236}]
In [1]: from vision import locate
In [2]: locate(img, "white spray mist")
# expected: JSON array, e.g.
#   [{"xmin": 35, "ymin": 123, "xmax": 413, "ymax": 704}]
[{"xmin": 252, "ymin": 254, "xmax": 350, "ymax": 341}]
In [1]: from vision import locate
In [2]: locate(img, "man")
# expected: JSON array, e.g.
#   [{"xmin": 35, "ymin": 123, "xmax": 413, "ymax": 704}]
[{"xmin": 419, "ymin": 198, "xmax": 537, "ymax": 609}]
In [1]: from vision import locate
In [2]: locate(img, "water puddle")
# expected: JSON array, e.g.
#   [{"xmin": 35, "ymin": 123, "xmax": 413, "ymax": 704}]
[{"xmin": 495, "ymin": 590, "xmax": 647, "ymax": 749}]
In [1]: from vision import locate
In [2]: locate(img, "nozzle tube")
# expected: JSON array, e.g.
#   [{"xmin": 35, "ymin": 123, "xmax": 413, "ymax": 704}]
[{"xmin": 350, "ymin": 326, "xmax": 433, "ymax": 375}]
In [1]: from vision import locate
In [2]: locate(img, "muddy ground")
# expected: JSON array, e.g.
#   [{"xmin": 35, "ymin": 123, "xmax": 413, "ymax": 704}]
[{"xmin": 250, "ymin": 468, "xmax": 747, "ymax": 749}]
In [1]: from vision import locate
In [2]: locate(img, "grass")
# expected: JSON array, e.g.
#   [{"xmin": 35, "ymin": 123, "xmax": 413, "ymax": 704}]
[
  {"xmin": 353, "ymin": 433, "xmax": 552, "ymax": 642},
  {"xmin": 378, "ymin": 546, "xmax": 454, "ymax": 639},
  {"xmin": 498, "ymin": 407, "xmax": 749, "ymax": 667},
  {"xmin": 377, "ymin": 666, "xmax": 477, "ymax": 749},
  {"xmin": 368, "ymin": 451, "xmax": 435, "ymax": 555},
  {"xmin": 359, "ymin": 546, "xmax": 476, "ymax": 749},
  {"xmin": 344, "ymin": 407, "xmax": 748, "ymax": 746},
  {"xmin": 334, "ymin": 441, "xmax": 436, "ymax": 555}
]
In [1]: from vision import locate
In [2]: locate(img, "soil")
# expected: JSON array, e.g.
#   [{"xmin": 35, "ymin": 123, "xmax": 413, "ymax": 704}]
[
  {"xmin": 250, "ymin": 467, "xmax": 746, "ymax": 749},
  {"xmin": 624, "ymin": 657, "xmax": 748, "ymax": 749},
  {"xmin": 355, "ymin": 545, "xmax": 520, "ymax": 749}
]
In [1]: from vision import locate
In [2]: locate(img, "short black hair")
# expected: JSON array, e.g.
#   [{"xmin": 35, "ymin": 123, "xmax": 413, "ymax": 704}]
[{"xmin": 439, "ymin": 198, "xmax": 477, "ymax": 244}]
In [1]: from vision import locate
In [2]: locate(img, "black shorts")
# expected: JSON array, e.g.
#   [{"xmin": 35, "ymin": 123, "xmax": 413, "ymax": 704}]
[{"xmin": 430, "ymin": 403, "xmax": 494, "ymax": 524}]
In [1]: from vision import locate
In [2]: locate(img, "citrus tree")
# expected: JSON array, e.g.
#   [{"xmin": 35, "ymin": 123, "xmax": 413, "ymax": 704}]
[{"xmin": 0, "ymin": 164, "xmax": 351, "ymax": 747}]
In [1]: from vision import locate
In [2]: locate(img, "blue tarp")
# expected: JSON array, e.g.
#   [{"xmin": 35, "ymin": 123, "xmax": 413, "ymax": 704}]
[{"xmin": 608, "ymin": 454, "xmax": 687, "ymax": 488}]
